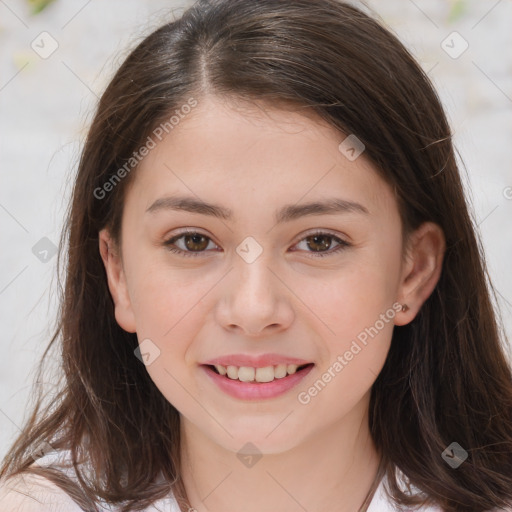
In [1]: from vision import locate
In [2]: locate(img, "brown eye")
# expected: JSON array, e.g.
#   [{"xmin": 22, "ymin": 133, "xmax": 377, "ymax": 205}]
[
  {"xmin": 293, "ymin": 231, "xmax": 351, "ymax": 258},
  {"xmin": 164, "ymin": 232, "xmax": 217, "ymax": 257},
  {"xmin": 182, "ymin": 233, "xmax": 209, "ymax": 251},
  {"xmin": 306, "ymin": 234, "xmax": 335, "ymax": 252},
  {"xmin": 163, "ymin": 230, "xmax": 350, "ymax": 259}
]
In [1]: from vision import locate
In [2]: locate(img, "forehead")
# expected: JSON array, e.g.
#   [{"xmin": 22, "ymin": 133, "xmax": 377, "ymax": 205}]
[{"xmin": 124, "ymin": 95, "xmax": 397, "ymax": 222}]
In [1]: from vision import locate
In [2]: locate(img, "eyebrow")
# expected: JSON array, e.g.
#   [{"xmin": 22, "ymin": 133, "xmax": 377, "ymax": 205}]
[{"xmin": 145, "ymin": 194, "xmax": 369, "ymax": 223}]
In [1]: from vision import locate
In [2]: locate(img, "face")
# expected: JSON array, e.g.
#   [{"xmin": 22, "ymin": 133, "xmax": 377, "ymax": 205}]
[{"xmin": 99, "ymin": 94, "xmax": 437, "ymax": 454}]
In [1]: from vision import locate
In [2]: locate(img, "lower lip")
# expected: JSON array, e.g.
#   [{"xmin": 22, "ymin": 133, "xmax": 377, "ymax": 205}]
[{"xmin": 201, "ymin": 364, "xmax": 314, "ymax": 400}]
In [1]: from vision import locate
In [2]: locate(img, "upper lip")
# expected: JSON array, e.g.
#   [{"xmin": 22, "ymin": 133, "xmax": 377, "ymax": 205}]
[{"xmin": 202, "ymin": 353, "xmax": 313, "ymax": 368}]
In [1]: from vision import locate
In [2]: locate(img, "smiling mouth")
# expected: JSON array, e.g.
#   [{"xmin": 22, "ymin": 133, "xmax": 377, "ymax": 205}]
[{"xmin": 204, "ymin": 363, "xmax": 314, "ymax": 383}]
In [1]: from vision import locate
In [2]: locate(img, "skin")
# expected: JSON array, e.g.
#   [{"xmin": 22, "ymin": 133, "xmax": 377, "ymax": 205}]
[{"xmin": 99, "ymin": 94, "xmax": 445, "ymax": 512}]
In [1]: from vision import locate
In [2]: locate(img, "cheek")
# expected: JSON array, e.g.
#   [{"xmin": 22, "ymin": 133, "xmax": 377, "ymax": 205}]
[
  {"xmin": 296, "ymin": 270, "xmax": 397, "ymax": 414},
  {"xmin": 127, "ymin": 264, "xmax": 210, "ymax": 406},
  {"xmin": 124, "ymin": 254, "xmax": 226, "ymax": 385},
  {"xmin": 125, "ymin": 249, "xmax": 212, "ymax": 332},
  {"xmin": 296, "ymin": 240, "xmax": 401, "ymax": 393},
  {"xmin": 301, "ymin": 252, "xmax": 401, "ymax": 340}
]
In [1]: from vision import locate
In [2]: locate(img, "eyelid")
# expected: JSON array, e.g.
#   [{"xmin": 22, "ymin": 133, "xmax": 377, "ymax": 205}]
[
  {"xmin": 164, "ymin": 227, "xmax": 218, "ymax": 244},
  {"xmin": 292, "ymin": 228, "xmax": 349, "ymax": 244},
  {"xmin": 168, "ymin": 227, "xmax": 211, "ymax": 237}
]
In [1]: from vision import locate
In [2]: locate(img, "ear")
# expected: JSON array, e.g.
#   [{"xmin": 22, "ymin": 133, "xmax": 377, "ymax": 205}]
[
  {"xmin": 395, "ymin": 222, "xmax": 446, "ymax": 326},
  {"xmin": 98, "ymin": 228, "xmax": 137, "ymax": 333}
]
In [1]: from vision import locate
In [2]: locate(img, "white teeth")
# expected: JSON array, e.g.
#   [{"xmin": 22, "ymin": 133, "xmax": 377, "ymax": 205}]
[
  {"xmin": 274, "ymin": 364, "xmax": 287, "ymax": 379},
  {"xmin": 287, "ymin": 364, "xmax": 298, "ymax": 375},
  {"xmin": 238, "ymin": 366, "xmax": 255, "ymax": 382},
  {"xmin": 214, "ymin": 363, "xmax": 308, "ymax": 382},
  {"xmin": 227, "ymin": 365, "xmax": 238, "ymax": 379},
  {"xmin": 255, "ymin": 366, "xmax": 275, "ymax": 383},
  {"xmin": 214, "ymin": 364, "xmax": 227, "ymax": 376}
]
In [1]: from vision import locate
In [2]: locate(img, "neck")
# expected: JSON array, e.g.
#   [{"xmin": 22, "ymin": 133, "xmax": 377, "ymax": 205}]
[{"xmin": 179, "ymin": 393, "xmax": 382, "ymax": 512}]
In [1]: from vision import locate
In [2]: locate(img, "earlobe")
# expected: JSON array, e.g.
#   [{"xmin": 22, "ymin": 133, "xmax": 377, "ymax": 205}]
[
  {"xmin": 394, "ymin": 222, "xmax": 446, "ymax": 326},
  {"xmin": 98, "ymin": 229, "xmax": 137, "ymax": 333}
]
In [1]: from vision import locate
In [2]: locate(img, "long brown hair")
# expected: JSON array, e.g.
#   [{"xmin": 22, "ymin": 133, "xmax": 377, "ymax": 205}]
[{"xmin": 2, "ymin": 1, "xmax": 511, "ymax": 511}]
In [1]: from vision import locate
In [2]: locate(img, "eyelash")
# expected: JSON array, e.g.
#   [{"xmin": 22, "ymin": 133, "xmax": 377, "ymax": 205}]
[{"xmin": 163, "ymin": 229, "xmax": 351, "ymax": 258}]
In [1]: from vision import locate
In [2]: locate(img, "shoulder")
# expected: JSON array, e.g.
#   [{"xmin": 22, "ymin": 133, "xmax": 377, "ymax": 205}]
[
  {"xmin": 367, "ymin": 469, "xmax": 512, "ymax": 512},
  {"xmin": 367, "ymin": 470, "xmax": 443, "ymax": 512},
  {"xmin": 0, "ymin": 472, "xmax": 83, "ymax": 512},
  {"xmin": 0, "ymin": 449, "xmax": 181, "ymax": 512}
]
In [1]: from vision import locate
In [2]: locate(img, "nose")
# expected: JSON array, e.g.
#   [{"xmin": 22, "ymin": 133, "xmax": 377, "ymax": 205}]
[{"xmin": 215, "ymin": 252, "xmax": 294, "ymax": 337}]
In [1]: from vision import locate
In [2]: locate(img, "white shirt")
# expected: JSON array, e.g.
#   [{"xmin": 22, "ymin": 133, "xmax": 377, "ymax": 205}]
[{"xmin": 0, "ymin": 449, "xmax": 444, "ymax": 511}]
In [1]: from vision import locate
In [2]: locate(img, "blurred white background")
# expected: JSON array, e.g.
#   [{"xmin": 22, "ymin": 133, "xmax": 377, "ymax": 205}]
[{"xmin": 1, "ymin": 0, "xmax": 511, "ymax": 461}]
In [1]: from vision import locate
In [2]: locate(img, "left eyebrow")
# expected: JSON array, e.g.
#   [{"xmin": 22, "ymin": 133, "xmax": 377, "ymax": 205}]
[
  {"xmin": 275, "ymin": 198, "xmax": 369, "ymax": 223},
  {"xmin": 145, "ymin": 194, "xmax": 369, "ymax": 223}
]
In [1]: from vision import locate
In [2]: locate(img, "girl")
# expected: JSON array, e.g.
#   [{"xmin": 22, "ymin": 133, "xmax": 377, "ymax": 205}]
[{"xmin": 1, "ymin": 0, "xmax": 511, "ymax": 511}]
